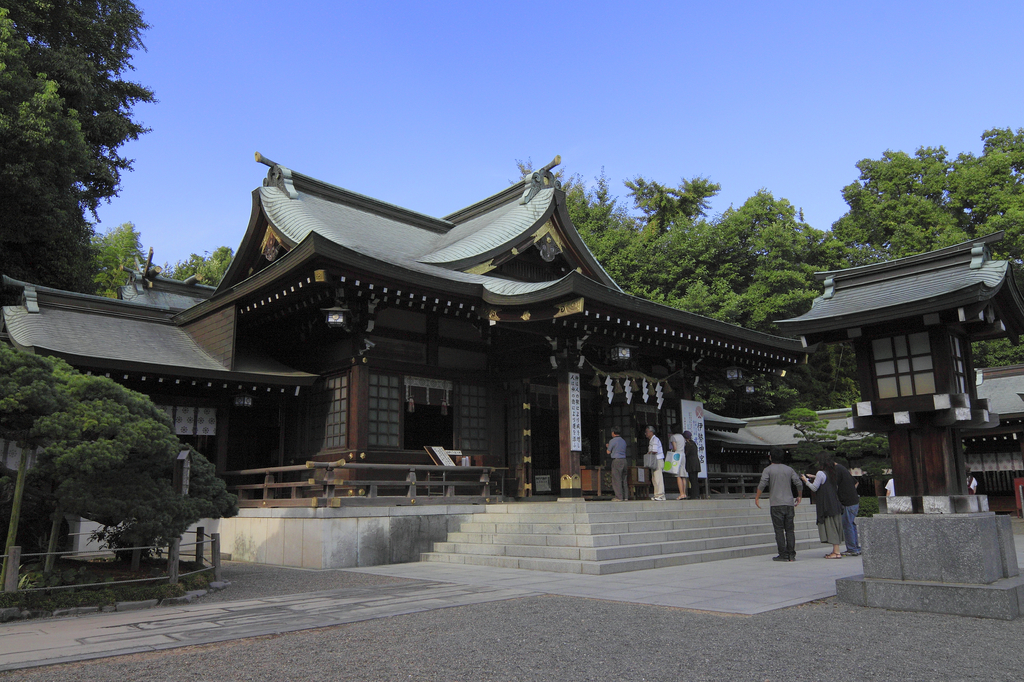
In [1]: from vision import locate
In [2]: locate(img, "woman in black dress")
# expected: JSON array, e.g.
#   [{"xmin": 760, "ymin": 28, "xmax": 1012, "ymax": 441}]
[{"xmin": 801, "ymin": 453, "xmax": 844, "ymax": 559}]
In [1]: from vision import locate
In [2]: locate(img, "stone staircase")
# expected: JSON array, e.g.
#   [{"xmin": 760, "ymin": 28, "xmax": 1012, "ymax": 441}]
[{"xmin": 421, "ymin": 498, "xmax": 821, "ymax": 575}]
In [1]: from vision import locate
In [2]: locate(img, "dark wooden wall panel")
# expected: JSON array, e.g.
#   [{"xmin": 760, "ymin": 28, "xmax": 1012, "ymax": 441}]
[{"xmin": 184, "ymin": 307, "xmax": 236, "ymax": 368}]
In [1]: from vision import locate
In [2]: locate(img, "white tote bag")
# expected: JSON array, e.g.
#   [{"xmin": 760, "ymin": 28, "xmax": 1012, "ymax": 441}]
[{"xmin": 664, "ymin": 451, "xmax": 683, "ymax": 476}]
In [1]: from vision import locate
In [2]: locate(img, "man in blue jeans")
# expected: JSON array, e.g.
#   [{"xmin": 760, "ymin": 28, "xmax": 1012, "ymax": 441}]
[
  {"xmin": 835, "ymin": 462, "xmax": 861, "ymax": 556},
  {"xmin": 755, "ymin": 452, "xmax": 803, "ymax": 562}
]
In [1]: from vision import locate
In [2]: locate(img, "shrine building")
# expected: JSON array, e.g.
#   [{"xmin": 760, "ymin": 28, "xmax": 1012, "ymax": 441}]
[{"xmin": 2, "ymin": 155, "xmax": 805, "ymax": 512}]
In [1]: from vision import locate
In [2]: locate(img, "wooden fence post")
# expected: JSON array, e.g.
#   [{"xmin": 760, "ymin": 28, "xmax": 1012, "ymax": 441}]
[
  {"xmin": 211, "ymin": 533, "xmax": 222, "ymax": 582},
  {"xmin": 3, "ymin": 547, "xmax": 19, "ymax": 593},
  {"xmin": 168, "ymin": 539, "xmax": 180, "ymax": 584},
  {"xmin": 195, "ymin": 526, "xmax": 205, "ymax": 565}
]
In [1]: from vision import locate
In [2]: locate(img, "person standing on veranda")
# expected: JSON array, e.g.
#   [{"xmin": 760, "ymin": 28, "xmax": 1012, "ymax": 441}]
[
  {"xmin": 683, "ymin": 430, "xmax": 700, "ymax": 500},
  {"xmin": 606, "ymin": 427, "xmax": 628, "ymax": 501},
  {"xmin": 669, "ymin": 427, "xmax": 688, "ymax": 500},
  {"xmin": 645, "ymin": 425, "xmax": 666, "ymax": 501}
]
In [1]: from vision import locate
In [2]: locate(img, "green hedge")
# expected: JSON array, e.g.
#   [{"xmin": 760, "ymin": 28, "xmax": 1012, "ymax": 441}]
[
  {"xmin": 858, "ymin": 496, "xmax": 879, "ymax": 518},
  {"xmin": 0, "ymin": 570, "xmax": 211, "ymax": 612}
]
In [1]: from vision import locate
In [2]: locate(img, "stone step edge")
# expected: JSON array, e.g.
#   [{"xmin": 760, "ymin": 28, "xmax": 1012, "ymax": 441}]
[
  {"xmin": 444, "ymin": 525, "xmax": 820, "ymax": 548},
  {"xmin": 420, "ymin": 539, "xmax": 823, "ymax": 573},
  {"xmin": 432, "ymin": 530, "xmax": 821, "ymax": 558},
  {"xmin": 455, "ymin": 517, "xmax": 818, "ymax": 535}
]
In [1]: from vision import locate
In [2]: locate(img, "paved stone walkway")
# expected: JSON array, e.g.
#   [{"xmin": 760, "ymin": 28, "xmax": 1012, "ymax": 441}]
[
  {"xmin": 0, "ymin": 582, "xmax": 533, "ymax": 671},
  {"xmin": 350, "ymin": 548, "xmax": 866, "ymax": 614},
  {"xmin": 2, "ymin": 521, "xmax": 1022, "ymax": 672}
]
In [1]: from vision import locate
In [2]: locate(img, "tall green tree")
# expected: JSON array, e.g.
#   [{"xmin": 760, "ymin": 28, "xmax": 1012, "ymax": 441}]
[
  {"xmin": 92, "ymin": 221, "xmax": 144, "ymax": 298},
  {"xmin": 832, "ymin": 128, "xmax": 1024, "ymax": 265},
  {"xmin": 558, "ymin": 163, "xmax": 849, "ymax": 414},
  {"xmin": 623, "ymin": 175, "xmax": 720, "ymax": 237},
  {"xmin": 671, "ymin": 190, "xmax": 836, "ymax": 333},
  {"xmin": 0, "ymin": 2, "xmax": 154, "ymax": 292},
  {"xmin": 0, "ymin": 346, "xmax": 71, "ymax": 583}
]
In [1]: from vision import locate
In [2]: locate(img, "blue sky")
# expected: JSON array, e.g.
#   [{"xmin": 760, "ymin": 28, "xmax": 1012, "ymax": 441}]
[{"xmin": 97, "ymin": 0, "xmax": 1024, "ymax": 267}]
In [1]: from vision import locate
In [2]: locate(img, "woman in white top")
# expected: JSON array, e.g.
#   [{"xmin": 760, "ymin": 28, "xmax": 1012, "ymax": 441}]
[{"xmin": 668, "ymin": 430, "xmax": 687, "ymax": 500}]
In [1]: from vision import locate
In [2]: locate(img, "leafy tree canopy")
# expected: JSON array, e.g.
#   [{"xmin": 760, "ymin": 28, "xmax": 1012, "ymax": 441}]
[
  {"xmin": 0, "ymin": 346, "xmax": 72, "ymax": 447},
  {"xmin": 623, "ymin": 175, "xmax": 720, "ymax": 237},
  {"xmin": 0, "ymin": 1, "xmax": 154, "ymax": 293},
  {"xmin": 832, "ymin": 127, "xmax": 1024, "ymax": 266},
  {"xmin": 92, "ymin": 221, "xmax": 144, "ymax": 298},
  {"xmin": 778, "ymin": 408, "xmax": 839, "ymax": 465},
  {"xmin": 163, "ymin": 246, "xmax": 234, "ymax": 286},
  {"xmin": 1, "ymin": 345, "xmax": 236, "ymax": 550}
]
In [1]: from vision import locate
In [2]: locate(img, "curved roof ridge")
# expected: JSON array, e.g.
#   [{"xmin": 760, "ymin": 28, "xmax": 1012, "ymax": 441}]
[
  {"xmin": 255, "ymin": 154, "xmax": 453, "ymax": 235},
  {"xmin": 443, "ymin": 181, "xmax": 526, "ymax": 223},
  {"xmin": 419, "ymin": 188, "xmax": 554, "ymax": 265}
]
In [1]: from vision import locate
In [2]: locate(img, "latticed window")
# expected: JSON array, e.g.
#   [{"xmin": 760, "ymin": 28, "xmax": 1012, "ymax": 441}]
[
  {"xmin": 872, "ymin": 332, "xmax": 935, "ymax": 399},
  {"xmin": 322, "ymin": 374, "xmax": 348, "ymax": 450},
  {"xmin": 458, "ymin": 383, "xmax": 488, "ymax": 452},
  {"xmin": 663, "ymin": 405, "xmax": 680, "ymax": 433},
  {"xmin": 368, "ymin": 373, "xmax": 400, "ymax": 448}
]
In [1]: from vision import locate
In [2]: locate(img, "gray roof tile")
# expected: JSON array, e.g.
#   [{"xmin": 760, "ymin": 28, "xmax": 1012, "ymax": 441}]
[
  {"xmin": 3, "ymin": 305, "xmax": 228, "ymax": 372},
  {"xmin": 782, "ymin": 260, "xmax": 1007, "ymax": 327},
  {"xmin": 419, "ymin": 189, "xmax": 554, "ymax": 264},
  {"xmin": 261, "ymin": 185, "xmax": 569, "ymax": 297}
]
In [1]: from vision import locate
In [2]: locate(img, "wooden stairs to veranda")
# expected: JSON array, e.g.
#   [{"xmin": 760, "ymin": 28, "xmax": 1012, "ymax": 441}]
[{"xmin": 420, "ymin": 498, "xmax": 820, "ymax": 575}]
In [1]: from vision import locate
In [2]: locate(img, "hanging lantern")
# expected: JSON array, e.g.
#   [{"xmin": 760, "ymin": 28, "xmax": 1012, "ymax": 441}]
[{"xmin": 407, "ymin": 397, "xmax": 415, "ymax": 413}]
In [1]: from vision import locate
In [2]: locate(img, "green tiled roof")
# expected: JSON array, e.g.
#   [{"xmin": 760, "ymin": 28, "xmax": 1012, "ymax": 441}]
[
  {"xmin": 419, "ymin": 188, "xmax": 554, "ymax": 264},
  {"xmin": 259, "ymin": 183, "xmax": 584, "ymax": 298},
  {"xmin": 776, "ymin": 234, "xmax": 1024, "ymax": 339},
  {"xmin": 780, "ymin": 259, "xmax": 1008, "ymax": 331}
]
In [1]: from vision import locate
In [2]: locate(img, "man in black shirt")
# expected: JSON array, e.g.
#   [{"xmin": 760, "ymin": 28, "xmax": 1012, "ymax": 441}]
[{"xmin": 835, "ymin": 462, "xmax": 861, "ymax": 557}]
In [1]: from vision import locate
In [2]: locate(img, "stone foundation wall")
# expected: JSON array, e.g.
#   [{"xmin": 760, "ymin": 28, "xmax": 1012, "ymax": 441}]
[{"xmin": 192, "ymin": 505, "xmax": 486, "ymax": 569}]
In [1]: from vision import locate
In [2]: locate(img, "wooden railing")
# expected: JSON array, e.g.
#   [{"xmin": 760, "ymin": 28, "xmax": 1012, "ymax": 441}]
[
  {"xmin": 707, "ymin": 472, "xmax": 763, "ymax": 497},
  {"xmin": 223, "ymin": 458, "xmax": 499, "ymax": 508}
]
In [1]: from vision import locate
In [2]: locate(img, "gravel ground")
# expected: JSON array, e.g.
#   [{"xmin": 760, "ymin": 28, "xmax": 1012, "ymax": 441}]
[
  {"xmin": 193, "ymin": 561, "xmax": 416, "ymax": 603},
  {"xmin": 4, "ymin": 564, "xmax": 1024, "ymax": 682}
]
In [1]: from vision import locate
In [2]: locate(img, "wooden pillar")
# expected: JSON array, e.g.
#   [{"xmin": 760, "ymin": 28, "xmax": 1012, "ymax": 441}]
[
  {"xmin": 889, "ymin": 424, "xmax": 966, "ymax": 497},
  {"xmin": 277, "ymin": 404, "xmax": 286, "ymax": 467},
  {"xmin": 557, "ymin": 371, "xmax": 582, "ymax": 498},
  {"xmin": 215, "ymin": 407, "xmax": 229, "ymax": 473},
  {"xmin": 349, "ymin": 360, "xmax": 370, "ymax": 452},
  {"xmin": 519, "ymin": 381, "xmax": 532, "ymax": 497}
]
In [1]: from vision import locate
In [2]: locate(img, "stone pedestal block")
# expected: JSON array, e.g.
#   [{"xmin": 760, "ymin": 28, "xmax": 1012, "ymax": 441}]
[
  {"xmin": 838, "ymin": 512, "xmax": 1023, "ymax": 620},
  {"xmin": 879, "ymin": 495, "xmax": 989, "ymax": 514}
]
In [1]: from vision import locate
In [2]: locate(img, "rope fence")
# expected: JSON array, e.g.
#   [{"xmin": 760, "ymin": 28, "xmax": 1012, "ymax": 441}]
[{"xmin": 1, "ymin": 528, "xmax": 223, "ymax": 594}]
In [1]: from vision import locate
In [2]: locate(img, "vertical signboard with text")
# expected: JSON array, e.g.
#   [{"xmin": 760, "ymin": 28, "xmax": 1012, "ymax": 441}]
[{"xmin": 679, "ymin": 400, "xmax": 708, "ymax": 479}]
